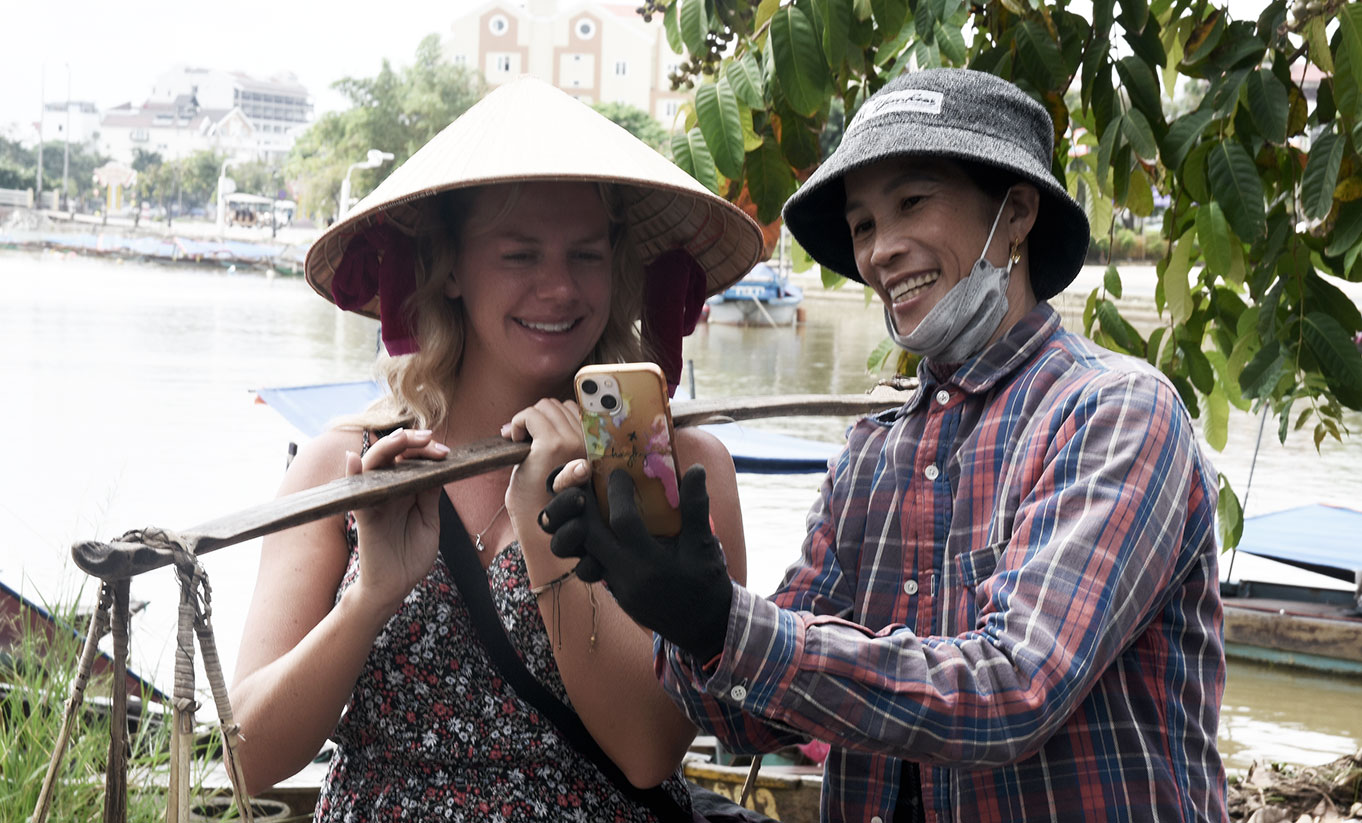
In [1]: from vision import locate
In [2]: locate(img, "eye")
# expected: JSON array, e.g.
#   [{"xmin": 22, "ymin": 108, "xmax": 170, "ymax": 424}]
[
  {"xmin": 849, "ymin": 217, "xmax": 873, "ymax": 238},
  {"xmin": 900, "ymin": 195, "xmax": 925, "ymax": 211},
  {"xmin": 571, "ymin": 249, "xmax": 608, "ymax": 263},
  {"xmin": 502, "ymin": 249, "xmax": 538, "ymax": 264}
]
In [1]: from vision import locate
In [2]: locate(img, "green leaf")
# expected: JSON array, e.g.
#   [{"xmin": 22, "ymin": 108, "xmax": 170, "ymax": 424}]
[
  {"xmin": 725, "ymin": 54, "xmax": 766, "ymax": 109},
  {"xmin": 1227, "ymin": 234, "xmax": 1247, "ymax": 287},
  {"xmin": 1127, "ymin": 167, "xmax": 1154, "ymax": 216},
  {"xmin": 1147, "ymin": 325, "xmax": 1169, "ymax": 367},
  {"xmin": 1204, "ymin": 383, "xmax": 1229, "ymax": 451},
  {"xmin": 1183, "ymin": 343, "xmax": 1215, "ymax": 394},
  {"xmin": 1246, "ymin": 69, "xmax": 1288, "ymax": 145},
  {"xmin": 746, "ymin": 138, "xmax": 797, "ymax": 223},
  {"xmin": 1016, "ymin": 20, "xmax": 1066, "ymax": 88},
  {"xmin": 770, "ymin": 5, "xmax": 830, "ymax": 118},
  {"xmin": 1302, "ymin": 312, "xmax": 1362, "ymax": 410},
  {"xmin": 867, "ymin": 336, "xmax": 897, "ymax": 371},
  {"xmin": 1096, "ymin": 300, "xmax": 1144, "ymax": 355},
  {"xmin": 935, "ymin": 21, "xmax": 968, "ymax": 66},
  {"xmin": 670, "ymin": 128, "xmax": 719, "ymax": 194},
  {"xmin": 870, "ymin": 0, "xmax": 909, "ymax": 36},
  {"xmin": 1217, "ymin": 474, "xmax": 1243, "ymax": 549},
  {"xmin": 663, "ymin": 0, "xmax": 683, "ymax": 54},
  {"xmin": 679, "ymin": 0, "xmax": 708, "ymax": 58},
  {"xmin": 695, "ymin": 80, "xmax": 745, "ymax": 180},
  {"xmin": 1305, "ymin": 17, "xmax": 1334, "ymax": 73},
  {"xmin": 818, "ymin": 0, "xmax": 851, "ymax": 69},
  {"xmin": 1207, "ymin": 140, "xmax": 1265, "ymax": 241},
  {"xmin": 791, "ymin": 236, "xmax": 816, "ymax": 273},
  {"xmin": 1123, "ymin": 107, "xmax": 1159, "ymax": 162},
  {"xmin": 1084, "ymin": 288, "xmax": 1099, "ymax": 335},
  {"xmin": 1301, "ymin": 130, "xmax": 1344, "ymax": 221},
  {"xmin": 1237, "ymin": 339, "xmax": 1281, "ymax": 399},
  {"xmin": 1181, "ymin": 141, "xmax": 1212, "ymax": 202},
  {"xmin": 1196, "ymin": 202, "xmax": 1234, "ymax": 279},
  {"xmin": 778, "ymin": 106, "xmax": 821, "ymax": 169},
  {"xmin": 757, "ymin": 0, "xmax": 782, "ymax": 29},
  {"xmin": 1115, "ymin": 55, "xmax": 1163, "ymax": 126},
  {"xmin": 1338, "ymin": 4, "xmax": 1362, "ymax": 114},
  {"xmin": 740, "ymin": 104, "xmax": 763, "ymax": 152},
  {"xmin": 1104, "ymin": 264, "xmax": 1123, "ymax": 299},
  {"xmin": 1161, "ymin": 109, "xmax": 1212, "ymax": 172},
  {"xmin": 1326, "ymin": 200, "xmax": 1362, "ymax": 257},
  {"xmin": 1163, "ymin": 229, "xmax": 1194, "ymax": 324}
]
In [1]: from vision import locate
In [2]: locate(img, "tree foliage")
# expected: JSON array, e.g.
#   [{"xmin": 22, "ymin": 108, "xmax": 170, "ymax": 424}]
[
  {"xmin": 593, "ymin": 101, "xmax": 671, "ymax": 150},
  {"xmin": 284, "ymin": 34, "xmax": 485, "ymax": 221},
  {"xmin": 0, "ymin": 137, "xmax": 109, "ymax": 205},
  {"xmin": 646, "ymin": 0, "xmax": 1362, "ymax": 547}
]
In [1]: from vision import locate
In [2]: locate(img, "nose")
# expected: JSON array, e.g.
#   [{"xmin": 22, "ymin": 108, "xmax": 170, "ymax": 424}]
[
  {"xmin": 533, "ymin": 255, "xmax": 581, "ymax": 301},
  {"xmin": 867, "ymin": 226, "xmax": 909, "ymax": 271}
]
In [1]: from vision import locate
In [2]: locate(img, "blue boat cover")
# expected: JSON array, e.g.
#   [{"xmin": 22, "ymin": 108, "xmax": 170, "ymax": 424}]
[
  {"xmin": 1236, "ymin": 504, "xmax": 1362, "ymax": 581},
  {"xmin": 255, "ymin": 381, "xmax": 839, "ymax": 474}
]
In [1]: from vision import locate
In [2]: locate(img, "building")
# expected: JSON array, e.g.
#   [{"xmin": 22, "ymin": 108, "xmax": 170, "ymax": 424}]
[
  {"xmin": 98, "ymin": 96, "xmax": 265, "ymax": 166},
  {"xmin": 443, "ymin": 0, "xmax": 688, "ymax": 128},
  {"xmin": 144, "ymin": 66, "xmax": 313, "ymax": 162},
  {"xmin": 35, "ymin": 101, "xmax": 102, "ymax": 147}
]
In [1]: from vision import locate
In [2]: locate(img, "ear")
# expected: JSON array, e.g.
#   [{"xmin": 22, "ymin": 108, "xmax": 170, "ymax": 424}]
[
  {"xmin": 1007, "ymin": 183, "xmax": 1041, "ymax": 246},
  {"xmin": 442, "ymin": 267, "xmax": 461, "ymax": 300}
]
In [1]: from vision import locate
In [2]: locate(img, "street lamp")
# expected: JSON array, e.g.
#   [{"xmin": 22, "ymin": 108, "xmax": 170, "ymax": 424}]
[
  {"xmin": 216, "ymin": 158, "xmax": 238, "ymax": 234},
  {"xmin": 337, "ymin": 149, "xmax": 394, "ymax": 221}
]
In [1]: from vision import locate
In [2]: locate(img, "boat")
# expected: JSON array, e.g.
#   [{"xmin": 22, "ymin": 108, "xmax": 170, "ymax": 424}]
[
  {"xmin": 253, "ymin": 381, "xmax": 842, "ymax": 474},
  {"xmin": 1219, "ymin": 503, "xmax": 1362, "ymax": 677},
  {"xmin": 704, "ymin": 262, "xmax": 804, "ymax": 327}
]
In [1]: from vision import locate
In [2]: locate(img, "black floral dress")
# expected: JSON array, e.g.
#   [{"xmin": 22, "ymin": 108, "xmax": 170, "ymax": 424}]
[{"xmin": 313, "ymin": 510, "xmax": 692, "ymax": 822}]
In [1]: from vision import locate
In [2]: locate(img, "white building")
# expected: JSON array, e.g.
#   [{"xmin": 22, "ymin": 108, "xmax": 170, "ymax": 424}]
[
  {"xmin": 145, "ymin": 66, "xmax": 312, "ymax": 161},
  {"xmin": 35, "ymin": 101, "xmax": 102, "ymax": 147},
  {"xmin": 444, "ymin": 0, "xmax": 688, "ymax": 129},
  {"xmin": 99, "ymin": 95, "xmax": 270, "ymax": 167}
]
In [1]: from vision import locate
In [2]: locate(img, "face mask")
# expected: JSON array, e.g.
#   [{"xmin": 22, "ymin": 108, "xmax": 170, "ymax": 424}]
[{"xmin": 884, "ymin": 189, "xmax": 1014, "ymax": 363}]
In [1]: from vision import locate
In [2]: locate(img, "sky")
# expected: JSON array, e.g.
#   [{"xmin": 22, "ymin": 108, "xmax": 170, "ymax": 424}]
[
  {"xmin": 0, "ymin": 0, "xmax": 487, "ymax": 128},
  {"xmin": 1, "ymin": 0, "xmax": 1276, "ymax": 132}
]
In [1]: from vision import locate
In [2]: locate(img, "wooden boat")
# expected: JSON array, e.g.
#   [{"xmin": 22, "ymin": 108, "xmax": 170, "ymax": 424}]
[
  {"xmin": 704, "ymin": 262, "xmax": 804, "ymax": 327},
  {"xmin": 1220, "ymin": 504, "xmax": 1362, "ymax": 677}
]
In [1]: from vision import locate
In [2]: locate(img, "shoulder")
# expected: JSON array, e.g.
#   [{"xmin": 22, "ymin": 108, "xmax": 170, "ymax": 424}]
[
  {"xmin": 277, "ymin": 426, "xmax": 369, "ymax": 494},
  {"xmin": 674, "ymin": 426, "xmax": 735, "ymax": 476}
]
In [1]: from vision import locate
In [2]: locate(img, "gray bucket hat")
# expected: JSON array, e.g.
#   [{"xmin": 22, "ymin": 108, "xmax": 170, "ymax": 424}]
[{"xmin": 782, "ymin": 68, "xmax": 1089, "ymax": 300}]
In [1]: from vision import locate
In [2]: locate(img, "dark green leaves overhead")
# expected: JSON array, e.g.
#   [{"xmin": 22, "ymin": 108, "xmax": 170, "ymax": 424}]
[
  {"xmin": 695, "ymin": 79, "xmax": 745, "ymax": 180},
  {"xmin": 1246, "ymin": 69, "xmax": 1288, "ymax": 144},
  {"xmin": 670, "ymin": 127, "xmax": 718, "ymax": 194},
  {"xmin": 1207, "ymin": 140, "xmax": 1265, "ymax": 240},
  {"xmin": 1301, "ymin": 130, "xmax": 1343, "ymax": 221},
  {"xmin": 770, "ymin": 5, "xmax": 831, "ymax": 117},
  {"xmin": 745, "ymin": 137, "xmax": 797, "ymax": 223},
  {"xmin": 1302, "ymin": 313, "xmax": 1362, "ymax": 410},
  {"xmin": 679, "ymin": 0, "xmax": 708, "ymax": 57}
]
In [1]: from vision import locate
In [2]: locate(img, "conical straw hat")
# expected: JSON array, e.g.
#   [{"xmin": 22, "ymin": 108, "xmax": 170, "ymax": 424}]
[{"xmin": 304, "ymin": 76, "xmax": 764, "ymax": 318}]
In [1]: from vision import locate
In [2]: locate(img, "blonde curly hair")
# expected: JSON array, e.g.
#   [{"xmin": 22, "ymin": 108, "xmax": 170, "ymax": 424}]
[{"xmin": 343, "ymin": 182, "xmax": 648, "ymax": 432}]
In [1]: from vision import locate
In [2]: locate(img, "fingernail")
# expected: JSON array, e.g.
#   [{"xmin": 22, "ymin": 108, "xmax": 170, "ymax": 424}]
[
  {"xmin": 499, "ymin": 423, "xmax": 511, "ymax": 437},
  {"xmin": 573, "ymin": 462, "xmax": 589, "ymax": 477},
  {"xmin": 412, "ymin": 428, "xmax": 432, "ymax": 437},
  {"xmin": 432, "ymin": 443, "xmax": 450, "ymax": 454}
]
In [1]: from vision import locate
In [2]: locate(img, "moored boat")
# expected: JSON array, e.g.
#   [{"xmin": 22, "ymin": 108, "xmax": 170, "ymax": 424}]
[{"xmin": 705, "ymin": 262, "xmax": 804, "ymax": 327}]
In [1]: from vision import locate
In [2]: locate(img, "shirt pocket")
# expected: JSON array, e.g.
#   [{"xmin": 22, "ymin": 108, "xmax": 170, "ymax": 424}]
[{"xmin": 953, "ymin": 543, "xmax": 1003, "ymax": 630}]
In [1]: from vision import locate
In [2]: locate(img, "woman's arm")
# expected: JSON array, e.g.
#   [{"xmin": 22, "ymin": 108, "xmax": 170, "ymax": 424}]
[
  {"xmin": 504, "ymin": 402, "xmax": 747, "ymax": 788},
  {"xmin": 231, "ymin": 427, "xmax": 447, "ymax": 794}
]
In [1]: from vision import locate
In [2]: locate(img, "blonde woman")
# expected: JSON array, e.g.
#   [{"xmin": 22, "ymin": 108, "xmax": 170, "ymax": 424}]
[{"xmin": 231, "ymin": 78, "xmax": 763, "ymax": 822}]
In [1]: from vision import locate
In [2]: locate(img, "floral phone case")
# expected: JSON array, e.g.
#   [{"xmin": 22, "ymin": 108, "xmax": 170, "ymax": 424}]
[{"xmin": 574, "ymin": 363, "xmax": 681, "ymax": 537}]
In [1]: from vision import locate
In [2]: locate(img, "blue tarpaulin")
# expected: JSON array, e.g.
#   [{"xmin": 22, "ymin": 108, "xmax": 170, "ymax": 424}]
[
  {"xmin": 254, "ymin": 381, "xmax": 840, "ymax": 474},
  {"xmin": 1235, "ymin": 504, "xmax": 1362, "ymax": 582}
]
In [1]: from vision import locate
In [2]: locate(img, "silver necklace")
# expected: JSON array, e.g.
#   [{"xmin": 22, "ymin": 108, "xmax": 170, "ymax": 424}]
[{"xmin": 473, "ymin": 503, "xmax": 507, "ymax": 552}]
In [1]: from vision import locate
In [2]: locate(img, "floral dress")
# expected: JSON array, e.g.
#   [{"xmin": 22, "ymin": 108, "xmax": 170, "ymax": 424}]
[{"xmin": 313, "ymin": 503, "xmax": 692, "ymax": 822}]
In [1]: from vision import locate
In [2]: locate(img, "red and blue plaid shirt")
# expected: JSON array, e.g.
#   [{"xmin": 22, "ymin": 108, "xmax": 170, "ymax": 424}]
[{"xmin": 660, "ymin": 304, "xmax": 1227, "ymax": 822}]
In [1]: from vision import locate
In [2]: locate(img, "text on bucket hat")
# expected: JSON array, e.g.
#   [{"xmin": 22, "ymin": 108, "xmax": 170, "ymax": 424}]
[
  {"xmin": 781, "ymin": 68, "xmax": 1089, "ymax": 301},
  {"xmin": 303, "ymin": 76, "xmax": 764, "ymax": 381}
]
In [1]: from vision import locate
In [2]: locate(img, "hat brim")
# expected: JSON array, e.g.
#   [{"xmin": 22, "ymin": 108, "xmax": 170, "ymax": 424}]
[
  {"xmin": 304, "ymin": 77, "xmax": 764, "ymax": 320},
  {"xmin": 783, "ymin": 122, "xmax": 1089, "ymax": 301}
]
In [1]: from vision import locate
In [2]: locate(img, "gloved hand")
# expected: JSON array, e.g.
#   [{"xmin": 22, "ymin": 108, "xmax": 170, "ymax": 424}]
[{"xmin": 539, "ymin": 465, "xmax": 733, "ymax": 661}]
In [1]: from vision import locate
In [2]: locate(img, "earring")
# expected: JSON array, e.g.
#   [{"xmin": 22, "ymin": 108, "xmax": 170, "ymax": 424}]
[{"xmin": 1008, "ymin": 237, "xmax": 1023, "ymax": 266}]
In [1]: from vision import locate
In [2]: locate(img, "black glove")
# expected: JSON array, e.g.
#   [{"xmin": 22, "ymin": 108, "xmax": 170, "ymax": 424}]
[{"xmin": 539, "ymin": 465, "xmax": 733, "ymax": 661}]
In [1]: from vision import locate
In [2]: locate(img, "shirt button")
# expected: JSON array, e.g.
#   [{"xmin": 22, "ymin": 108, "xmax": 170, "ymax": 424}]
[
  {"xmin": 935, "ymin": 389, "xmax": 950, "ymax": 405},
  {"xmin": 923, "ymin": 464, "xmax": 940, "ymax": 481},
  {"xmin": 871, "ymin": 817, "xmax": 884, "ymax": 823},
  {"xmin": 903, "ymin": 580, "xmax": 919, "ymax": 595},
  {"xmin": 729, "ymin": 685, "xmax": 748, "ymax": 701}
]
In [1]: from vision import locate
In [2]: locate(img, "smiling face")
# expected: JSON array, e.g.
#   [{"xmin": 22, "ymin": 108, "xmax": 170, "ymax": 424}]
[
  {"xmin": 843, "ymin": 157, "xmax": 1037, "ymax": 341},
  {"xmin": 446, "ymin": 181, "xmax": 615, "ymax": 389}
]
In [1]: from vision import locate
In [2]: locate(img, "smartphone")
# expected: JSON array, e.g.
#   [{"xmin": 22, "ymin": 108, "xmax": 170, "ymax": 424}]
[{"xmin": 574, "ymin": 363, "xmax": 682, "ymax": 536}]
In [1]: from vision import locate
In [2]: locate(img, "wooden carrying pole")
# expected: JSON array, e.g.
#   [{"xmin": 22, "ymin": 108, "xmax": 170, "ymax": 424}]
[{"xmin": 71, "ymin": 394, "xmax": 902, "ymax": 580}]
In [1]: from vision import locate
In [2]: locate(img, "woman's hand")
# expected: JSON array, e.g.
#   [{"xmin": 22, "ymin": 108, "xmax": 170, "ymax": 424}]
[
  {"xmin": 347, "ymin": 428, "xmax": 448, "ymax": 618},
  {"xmin": 502, "ymin": 399, "xmax": 587, "ymax": 558}
]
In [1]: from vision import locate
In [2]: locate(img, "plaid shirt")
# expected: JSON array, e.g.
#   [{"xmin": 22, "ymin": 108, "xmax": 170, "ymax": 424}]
[{"xmin": 660, "ymin": 304, "xmax": 1227, "ymax": 822}]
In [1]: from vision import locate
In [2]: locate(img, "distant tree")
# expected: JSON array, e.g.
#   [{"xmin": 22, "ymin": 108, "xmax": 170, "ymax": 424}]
[
  {"xmin": 227, "ymin": 160, "xmax": 285, "ymax": 200},
  {"xmin": 285, "ymin": 34, "xmax": 486, "ymax": 220},
  {"xmin": 593, "ymin": 101, "xmax": 670, "ymax": 150},
  {"xmin": 0, "ymin": 137, "xmax": 34, "ymax": 190},
  {"xmin": 177, "ymin": 149, "xmax": 226, "ymax": 211}
]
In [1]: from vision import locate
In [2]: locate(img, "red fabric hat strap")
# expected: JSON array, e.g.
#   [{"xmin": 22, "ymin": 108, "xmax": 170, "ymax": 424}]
[
  {"xmin": 642, "ymin": 249, "xmax": 707, "ymax": 397},
  {"xmin": 331, "ymin": 220, "xmax": 419, "ymax": 355}
]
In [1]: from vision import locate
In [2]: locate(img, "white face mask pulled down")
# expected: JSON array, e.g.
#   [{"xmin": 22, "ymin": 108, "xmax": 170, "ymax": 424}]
[{"xmin": 883, "ymin": 189, "xmax": 1015, "ymax": 364}]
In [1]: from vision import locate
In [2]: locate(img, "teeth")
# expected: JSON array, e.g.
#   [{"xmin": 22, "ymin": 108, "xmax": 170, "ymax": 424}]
[
  {"xmin": 889, "ymin": 272, "xmax": 938, "ymax": 302},
  {"xmin": 518, "ymin": 318, "xmax": 575, "ymax": 333}
]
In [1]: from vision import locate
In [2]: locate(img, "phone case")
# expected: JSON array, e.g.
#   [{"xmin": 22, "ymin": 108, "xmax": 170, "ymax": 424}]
[{"xmin": 574, "ymin": 363, "xmax": 681, "ymax": 536}]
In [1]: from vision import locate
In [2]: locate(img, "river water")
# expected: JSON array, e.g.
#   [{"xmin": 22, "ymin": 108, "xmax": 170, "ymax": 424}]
[{"xmin": 1, "ymin": 248, "xmax": 1358, "ymax": 773}]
